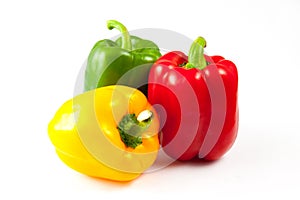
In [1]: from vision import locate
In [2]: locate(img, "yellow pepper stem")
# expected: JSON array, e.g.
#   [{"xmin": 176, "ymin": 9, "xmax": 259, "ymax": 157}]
[{"xmin": 117, "ymin": 110, "xmax": 153, "ymax": 149}]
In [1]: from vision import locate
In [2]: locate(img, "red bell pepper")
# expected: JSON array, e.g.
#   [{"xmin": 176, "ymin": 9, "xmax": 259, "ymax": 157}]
[{"xmin": 148, "ymin": 37, "xmax": 238, "ymax": 161}]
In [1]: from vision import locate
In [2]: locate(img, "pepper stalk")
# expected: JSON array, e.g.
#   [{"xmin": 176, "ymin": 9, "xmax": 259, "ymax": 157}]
[
  {"xmin": 107, "ymin": 20, "xmax": 132, "ymax": 51},
  {"xmin": 185, "ymin": 36, "xmax": 207, "ymax": 70},
  {"xmin": 117, "ymin": 110, "xmax": 153, "ymax": 149}
]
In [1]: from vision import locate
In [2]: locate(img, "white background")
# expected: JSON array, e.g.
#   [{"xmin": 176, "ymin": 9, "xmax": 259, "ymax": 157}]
[{"xmin": 1, "ymin": 0, "xmax": 299, "ymax": 199}]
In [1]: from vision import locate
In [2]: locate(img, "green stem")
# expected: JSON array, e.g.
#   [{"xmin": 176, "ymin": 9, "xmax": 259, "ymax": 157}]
[
  {"xmin": 107, "ymin": 20, "xmax": 132, "ymax": 50},
  {"xmin": 186, "ymin": 36, "xmax": 207, "ymax": 70},
  {"xmin": 117, "ymin": 110, "xmax": 153, "ymax": 149}
]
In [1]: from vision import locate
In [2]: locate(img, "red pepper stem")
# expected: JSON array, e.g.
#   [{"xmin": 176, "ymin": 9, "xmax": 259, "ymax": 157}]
[
  {"xmin": 107, "ymin": 20, "xmax": 132, "ymax": 51},
  {"xmin": 186, "ymin": 37, "xmax": 207, "ymax": 70}
]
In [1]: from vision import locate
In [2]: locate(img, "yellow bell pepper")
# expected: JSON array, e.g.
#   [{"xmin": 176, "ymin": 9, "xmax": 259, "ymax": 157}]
[{"xmin": 48, "ymin": 85, "xmax": 159, "ymax": 181}]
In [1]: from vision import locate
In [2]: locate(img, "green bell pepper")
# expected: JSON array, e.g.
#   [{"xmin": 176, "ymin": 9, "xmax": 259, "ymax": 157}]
[{"xmin": 84, "ymin": 20, "xmax": 162, "ymax": 95}]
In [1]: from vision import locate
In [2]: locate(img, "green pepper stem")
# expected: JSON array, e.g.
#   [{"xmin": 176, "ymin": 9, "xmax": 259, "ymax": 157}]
[
  {"xmin": 107, "ymin": 20, "xmax": 132, "ymax": 50},
  {"xmin": 186, "ymin": 36, "xmax": 207, "ymax": 70},
  {"xmin": 117, "ymin": 110, "xmax": 153, "ymax": 149}
]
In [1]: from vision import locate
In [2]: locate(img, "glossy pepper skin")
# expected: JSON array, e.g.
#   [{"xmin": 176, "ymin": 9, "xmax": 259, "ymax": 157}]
[
  {"xmin": 148, "ymin": 37, "xmax": 238, "ymax": 161},
  {"xmin": 48, "ymin": 85, "xmax": 159, "ymax": 181},
  {"xmin": 84, "ymin": 20, "xmax": 161, "ymax": 96}
]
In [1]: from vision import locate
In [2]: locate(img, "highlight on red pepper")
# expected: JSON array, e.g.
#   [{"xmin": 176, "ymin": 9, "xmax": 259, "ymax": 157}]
[{"xmin": 148, "ymin": 36, "xmax": 239, "ymax": 161}]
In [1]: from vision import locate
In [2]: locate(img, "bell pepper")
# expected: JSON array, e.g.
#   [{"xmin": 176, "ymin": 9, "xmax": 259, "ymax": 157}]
[
  {"xmin": 84, "ymin": 20, "xmax": 161, "ymax": 95},
  {"xmin": 148, "ymin": 37, "xmax": 238, "ymax": 161},
  {"xmin": 48, "ymin": 85, "xmax": 159, "ymax": 181}
]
